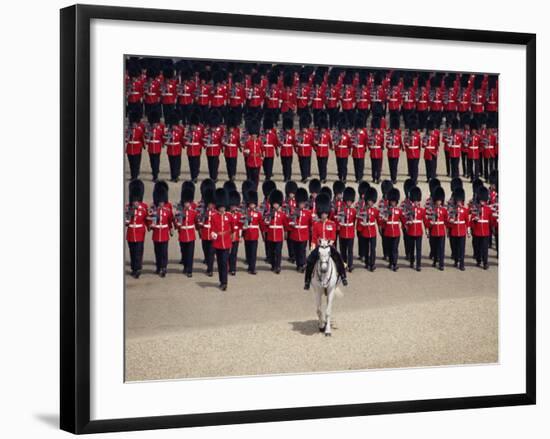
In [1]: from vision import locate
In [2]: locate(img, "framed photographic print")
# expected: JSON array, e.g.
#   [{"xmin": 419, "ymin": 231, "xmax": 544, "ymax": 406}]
[{"xmin": 60, "ymin": 4, "xmax": 536, "ymax": 434}]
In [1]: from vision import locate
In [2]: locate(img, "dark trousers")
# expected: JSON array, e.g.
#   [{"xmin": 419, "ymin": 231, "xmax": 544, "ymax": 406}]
[
  {"xmin": 168, "ymin": 154, "xmax": 181, "ymax": 180},
  {"xmin": 444, "ymin": 150, "xmax": 450, "ymax": 176},
  {"xmin": 215, "ymin": 249, "xmax": 229, "ymax": 285},
  {"xmin": 461, "ymin": 152, "xmax": 468, "ymax": 176},
  {"xmin": 450, "ymin": 236, "xmax": 466, "ymax": 267},
  {"xmin": 371, "ymin": 158, "xmax": 382, "ymax": 182},
  {"xmin": 177, "ymin": 103, "xmax": 194, "ymax": 124},
  {"xmin": 229, "ymin": 242, "xmax": 239, "ymax": 273},
  {"xmin": 148, "ymin": 153, "xmax": 160, "ymax": 180},
  {"xmin": 281, "ymin": 156, "xmax": 293, "ymax": 182},
  {"xmin": 339, "ymin": 238, "xmax": 354, "ymax": 269},
  {"xmin": 382, "ymin": 235, "xmax": 389, "ymax": 259},
  {"xmin": 450, "ymin": 157, "xmax": 460, "ymax": 179},
  {"xmin": 432, "ymin": 235, "xmax": 445, "ymax": 268},
  {"xmin": 474, "ymin": 235, "xmax": 490, "ymax": 266},
  {"xmin": 188, "ymin": 155, "xmax": 200, "ymax": 181},
  {"xmin": 483, "ymin": 157, "xmax": 496, "ymax": 180},
  {"xmin": 467, "ymin": 158, "xmax": 480, "ymax": 181},
  {"xmin": 364, "ymin": 236, "xmax": 376, "ymax": 268},
  {"xmin": 162, "ymin": 103, "xmax": 177, "ymax": 121},
  {"xmin": 408, "ymin": 235, "xmax": 422, "ymax": 268},
  {"xmin": 327, "ymin": 108, "xmax": 339, "ymax": 129},
  {"xmin": 144, "ymin": 102, "xmax": 161, "ymax": 120},
  {"xmin": 358, "ymin": 233, "xmax": 365, "ymax": 260},
  {"xmin": 287, "ymin": 237, "xmax": 295, "ymax": 260},
  {"xmin": 336, "ymin": 157, "xmax": 348, "ymax": 181},
  {"xmin": 403, "ymin": 233, "xmax": 412, "ymax": 258},
  {"xmin": 353, "ymin": 158, "xmax": 365, "ymax": 182},
  {"xmin": 305, "ymin": 245, "xmax": 347, "ymax": 283},
  {"xmin": 246, "ymin": 166, "xmax": 260, "ymax": 186},
  {"xmin": 244, "ymin": 240, "xmax": 258, "ymax": 272},
  {"xmin": 388, "ymin": 157, "xmax": 399, "ymax": 182},
  {"xmin": 202, "ymin": 240, "xmax": 214, "ymax": 273},
  {"xmin": 126, "ymin": 101, "xmax": 142, "ymax": 118},
  {"xmin": 179, "ymin": 241, "xmax": 194, "ymax": 274},
  {"xmin": 127, "ymin": 153, "xmax": 141, "ymax": 179},
  {"xmin": 317, "ymin": 156, "xmax": 328, "ymax": 181},
  {"xmin": 387, "ymin": 236, "xmax": 400, "ymax": 268},
  {"xmin": 128, "ymin": 241, "xmax": 144, "ymax": 272},
  {"xmin": 418, "ymin": 110, "xmax": 428, "ymax": 128},
  {"xmin": 263, "ymin": 157, "xmax": 274, "ymax": 180},
  {"xmin": 425, "ymin": 158, "xmax": 435, "ymax": 180},
  {"xmin": 207, "ymin": 156, "xmax": 220, "ymax": 181},
  {"xmin": 153, "ymin": 241, "xmax": 169, "ymax": 272},
  {"xmin": 293, "ymin": 240, "xmax": 307, "ymax": 268},
  {"xmin": 225, "ymin": 157, "xmax": 237, "ymax": 180},
  {"xmin": 298, "ymin": 156, "xmax": 311, "ymax": 181},
  {"xmin": 269, "ymin": 241, "xmax": 283, "ymax": 270},
  {"xmin": 407, "ymin": 158, "xmax": 419, "ymax": 183}
]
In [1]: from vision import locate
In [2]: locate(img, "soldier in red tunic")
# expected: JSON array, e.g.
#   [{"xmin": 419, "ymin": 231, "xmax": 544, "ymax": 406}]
[
  {"xmin": 311, "ymin": 71, "xmax": 327, "ymax": 127},
  {"xmin": 304, "ymin": 193, "xmax": 348, "ymax": 289},
  {"xmin": 279, "ymin": 114, "xmax": 296, "ymax": 182},
  {"xmin": 174, "ymin": 186, "xmax": 198, "ymax": 277},
  {"xmin": 296, "ymin": 112, "xmax": 314, "ymax": 183},
  {"xmin": 184, "ymin": 111, "xmax": 204, "ymax": 183},
  {"xmin": 143, "ymin": 59, "xmax": 162, "ymax": 120},
  {"xmin": 379, "ymin": 188, "xmax": 404, "ymax": 271},
  {"xmin": 198, "ymin": 182, "xmax": 216, "ymax": 276},
  {"xmin": 125, "ymin": 179, "xmax": 148, "ymax": 278},
  {"xmin": 424, "ymin": 186, "xmax": 448, "ymax": 270},
  {"xmin": 125, "ymin": 57, "xmax": 144, "ymax": 117},
  {"xmin": 352, "ymin": 113, "xmax": 368, "ymax": 183},
  {"xmin": 164, "ymin": 112, "xmax": 184, "ymax": 182},
  {"xmin": 337, "ymin": 187, "xmax": 357, "ymax": 272},
  {"xmin": 147, "ymin": 181, "xmax": 173, "ymax": 277},
  {"xmin": 261, "ymin": 114, "xmax": 278, "ymax": 181},
  {"xmin": 264, "ymin": 70, "xmax": 282, "ymax": 125},
  {"xmin": 447, "ymin": 187, "xmax": 470, "ymax": 271},
  {"xmin": 243, "ymin": 118, "xmax": 263, "ymax": 186},
  {"xmin": 283, "ymin": 181, "xmax": 298, "ymax": 263},
  {"xmin": 227, "ymin": 190, "xmax": 243, "ymax": 276},
  {"xmin": 204, "ymin": 110, "xmax": 224, "ymax": 182},
  {"xmin": 144, "ymin": 110, "xmax": 164, "ymax": 182},
  {"xmin": 264, "ymin": 190, "xmax": 289, "ymax": 274},
  {"xmin": 176, "ymin": 64, "xmax": 196, "ymax": 125},
  {"xmin": 196, "ymin": 69, "xmax": 212, "ymax": 124},
  {"xmin": 241, "ymin": 190, "xmax": 263, "ymax": 275},
  {"xmin": 325, "ymin": 70, "xmax": 341, "ymax": 129},
  {"xmin": 470, "ymin": 186, "xmax": 496, "ymax": 269},
  {"xmin": 126, "ymin": 110, "xmax": 145, "ymax": 180},
  {"xmin": 340, "ymin": 70, "xmax": 356, "ymax": 121},
  {"xmin": 403, "ymin": 186, "xmax": 426, "ymax": 271},
  {"xmin": 288, "ymin": 188, "xmax": 313, "ymax": 272},
  {"xmin": 333, "ymin": 112, "xmax": 352, "ymax": 183},
  {"xmin": 369, "ymin": 117, "xmax": 385, "ymax": 184},
  {"xmin": 161, "ymin": 60, "xmax": 178, "ymax": 122},
  {"xmin": 222, "ymin": 109, "xmax": 241, "ymax": 181},
  {"xmin": 210, "ymin": 189, "xmax": 234, "ymax": 291},
  {"xmin": 358, "ymin": 187, "xmax": 380, "ymax": 271},
  {"xmin": 404, "ymin": 114, "xmax": 421, "ymax": 184},
  {"xmin": 228, "ymin": 71, "xmax": 246, "ymax": 125},
  {"xmin": 386, "ymin": 116, "xmax": 403, "ymax": 184}
]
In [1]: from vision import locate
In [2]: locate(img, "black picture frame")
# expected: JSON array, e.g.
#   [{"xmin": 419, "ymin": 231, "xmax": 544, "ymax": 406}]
[{"xmin": 60, "ymin": 4, "xmax": 536, "ymax": 434}]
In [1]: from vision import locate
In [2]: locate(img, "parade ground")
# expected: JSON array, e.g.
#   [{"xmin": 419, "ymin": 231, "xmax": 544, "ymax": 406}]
[{"xmin": 124, "ymin": 146, "xmax": 498, "ymax": 382}]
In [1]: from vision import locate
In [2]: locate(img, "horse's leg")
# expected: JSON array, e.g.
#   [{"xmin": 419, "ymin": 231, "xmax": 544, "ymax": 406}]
[
  {"xmin": 315, "ymin": 289, "xmax": 324, "ymax": 331},
  {"xmin": 324, "ymin": 287, "xmax": 335, "ymax": 337}
]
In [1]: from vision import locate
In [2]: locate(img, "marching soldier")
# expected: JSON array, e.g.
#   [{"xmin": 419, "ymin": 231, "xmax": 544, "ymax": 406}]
[
  {"xmin": 279, "ymin": 114, "xmax": 296, "ymax": 183},
  {"xmin": 333, "ymin": 112, "xmax": 352, "ymax": 183},
  {"xmin": 262, "ymin": 114, "xmax": 278, "ymax": 181},
  {"xmin": 325, "ymin": 70, "xmax": 342, "ymax": 129},
  {"xmin": 264, "ymin": 70, "xmax": 282, "ymax": 124},
  {"xmin": 387, "ymin": 72, "xmax": 402, "ymax": 122},
  {"xmin": 175, "ymin": 186, "xmax": 198, "ymax": 277},
  {"xmin": 311, "ymin": 72, "xmax": 327, "ymax": 126},
  {"xmin": 447, "ymin": 187, "xmax": 469, "ymax": 271},
  {"xmin": 401, "ymin": 178, "xmax": 415, "ymax": 260},
  {"xmin": 379, "ymin": 180, "xmax": 393, "ymax": 261},
  {"xmin": 296, "ymin": 69, "xmax": 312, "ymax": 118},
  {"xmin": 126, "ymin": 57, "xmax": 144, "ymax": 117},
  {"xmin": 198, "ymin": 186, "xmax": 216, "ymax": 276},
  {"xmin": 242, "ymin": 190, "xmax": 262, "ymax": 275},
  {"xmin": 356, "ymin": 70, "xmax": 371, "ymax": 123},
  {"xmin": 125, "ymin": 179, "xmax": 148, "ymax": 278},
  {"xmin": 228, "ymin": 190, "xmax": 243, "ymax": 276},
  {"xmin": 184, "ymin": 111, "xmax": 204, "ymax": 183},
  {"xmin": 143, "ymin": 60, "xmax": 162, "ymax": 119},
  {"xmin": 126, "ymin": 110, "xmax": 145, "ymax": 180},
  {"xmin": 144, "ymin": 110, "xmax": 164, "ymax": 182},
  {"xmin": 222, "ymin": 109, "xmax": 241, "ymax": 181},
  {"xmin": 386, "ymin": 116, "xmax": 403, "ymax": 184},
  {"xmin": 401, "ymin": 73, "xmax": 416, "ymax": 129},
  {"xmin": 314, "ymin": 111, "xmax": 332, "ymax": 184},
  {"xmin": 340, "ymin": 70, "xmax": 356, "ymax": 121},
  {"xmin": 470, "ymin": 186, "xmax": 496, "ymax": 269},
  {"xmin": 403, "ymin": 186, "xmax": 426, "ymax": 271},
  {"xmin": 264, "ymin": 189, "xmax": 288, "ymax": 274},
  {"xmin": 288, "ymin": 188, "xmax": 313, "ymax": 272},
  {"xmin": 147, "ymin": 181, "xmax": 173, "ymax": 277},
  {"xmin": 211, "ymin": 188, "xmax": 234, "ymax": 291},
  {"xmin": 404, "ymin": 114, "xmax": 421, "ymax": 184},
  {"xmin": 260, "ymin": 180, "xmax": 276, "ymax": 263},
  {"xmin": 161, "ymin": 61, "xmax": 178, "ymax": 121},
  {"xmin": 332, "ymin": 180, "xmax": 346, "ymax": 219},
  {"xmin": 280, "ymin": 70, "xmax": 297, "ymax": 120},
  {"xmin": 482, "ymin": 127, "xmax": 498, "ymax": 181},
  {"xmin": 423, "ymin": 120, "xmax": 439, "ymax": 182},
  {"xmin": 358, "ymin": 186, "xmax": 380, "ymax": 271},
  {"xmin": 284, "ymin": 181, "xmax": 298, "ymax": 263},
  {"xmin": 355, "ymin": 180, "xmax": 370, "ymax": 262},
  {"xmin": 467, "ymin": 120, "xmax": 482, "ymax": 181},
  {"xmin": 176, "ymin": 65, "xmax": 196, "ymax": 125},
  {"xmin": 351, "ymin": 113, "xmax": 368, "ymax": 183},
  {"xmin": 304, "ymin": 192, "xmax": 348, "ymax": 289},
  {"xmin": 164, "ymin": 112, "xmax": 184, "ymax": 182},
  {"xmin": 337, "ymin": 187, "xmax": 357, "ymax": 272},
  {"xmin": 204, "ymin": 110, "xmax": 224, "ymax": 182},
  {"xmin": 247, "ymin": 72, "xmax": 265, "ymax": 121},
  {"xmin": 196, "ymin": 69, "xmax": 212, "ymax": 123},
  {"xmin": 243, "ymin": 118, "xmax": 263, "ymax": 186},
  {"xmin": 416, "ymin": 74, "xmax": 430, "ymax": 128},
  {"xmin": 228, "ymin": 71, "xmax": 246, "ymax": 125},
  {"xmin": 424, "ymin": 186, "xmax": 448, "ymax": 270},
  {"xmin": 369, "ymin": 117, "xmax": 385, "ymax": 184},
  {"xmin": 308, "ymin": 178, "xmax": 322, "ymax": 222},
  {"xmin": 447, "ymin": 119, "xmax": 463, "ymax": 179},
  {"xmin": 296, "ymin": 112, "xmax": 314, "ymax": 183},
  {"xmin": 429, "ymin": 74, "xmax": 444, "ymax": 128},
  {"xmin": 210, "ymin": 70, "xmax": 228, "ymax": 118},
  {"xmin": 379, "ymin": 188, "xmax": 404, "ymax": 271}
]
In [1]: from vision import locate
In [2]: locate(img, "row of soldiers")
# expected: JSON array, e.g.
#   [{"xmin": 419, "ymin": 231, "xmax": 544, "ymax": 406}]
[
  {"xmin": 126, "ymin": 106, "xmax": 499, "ymax": 187},
  {"xmin": 125, "ymin": 175, "xmax": 498, "ymax": 290},
  {"xmin": 125, "ymin": 57, "xmax": 498, "ymax": 133}
]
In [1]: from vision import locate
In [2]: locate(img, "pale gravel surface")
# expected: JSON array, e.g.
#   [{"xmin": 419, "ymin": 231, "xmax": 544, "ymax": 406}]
[{"xmin": 124, "ymin": 129, "xmax": 498, "ymax": 381}]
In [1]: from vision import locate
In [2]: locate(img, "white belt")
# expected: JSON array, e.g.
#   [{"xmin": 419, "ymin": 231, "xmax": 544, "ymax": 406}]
[
  {"xmin": 340, "ymin": 223, "xmax": 354, "ymax": 227},
  {"xmin": 485, "ymin": 146, "xmax": 494, "ymax": 149},
  {"xmin": 152, "ymin": 224, "xmax": 169, "ymax": 228},
  {"xmin": 225, "ymin": 143, "xmax": 237, "ymax": 146},
  {"xmin": 477, "ymin": 219, "xmax": 489, "ymax": 223},
  {"xmin": 199, "ymin": 94, "xmax": 209, "ymax": 98},
  {"xmin": 213, "ymin": 94, "xmax": 224, "ymax": 98},
  {"xmin": 179, "ymin": 93, "xmax": 191, "ymax": 96},
  {"xmin": 251, "ymin": 95, "xmax": 261, "ymax": 99},
  {"xmin": 387, "ymin": 145, "xmax": 399, "ymax": 149},
  {"xmin": 189, "ymin": 142, "xmax": 200, "ymax": 146},
  {"xmin": 180, "ymin": 225, "xmax": 194, "ymax": 230},
  {"xmin": 362, "ymin": 221, "xmax": 377, "ymax": 226},
  {"xmin": 409, "ymin": 220, "xmax": 422, "ymax": 224},
  {"xmin": 294, "ymin": 225, "xmax": 308, "ymax": 229},
  {"xmin": 469, "ymin": 146, "xmax": 479, "ymax": 149},
  {"xmin": 129, "ymin": 91, "xmax": 140, "ymax": 95},
  {"xmin": 432, "ymin": 221, "xmax": 444, "ymax": 225},
  {"xmin": 206, "ymin": 144, "xmax": 219, "ymax": 147},
  {"xmin": 166, "ymin": 142, "xmax": 179, "ymax": 146},
  {"xmin": 426, "ymin": 146, "xmax": 436, "ymax": 150},
  {"xmin": 247, "ymin": 225, "xmax": 259, "ymax": 229},
  {"xmin": 453, "ymin": 221, "xmax": 466, "ymax": 224},
  {"xmin": 337, "ymin": 145, "xmax": 348, "ymax": 148},
  {"xmin": 148, "ymin": 140, "xmax": 161, "ymax": 143},
  {"xmin": 269, "ymin": 225, "xmax": 284, "ymax": 229},
  {"xmin": 386, "ymin": 221, "xmax": 400, "ymax": 225},
  {"xmin": 162, "ymin": 93, "xmax": 174, "ymax": 96},
  {"xmin": 343, "ymin": 98, "xmax": 353, "ymax": 102},
  {"xmin": 370, "ymin": 145, "xmax": 381, "ymax": 149},
  {"xmin": 318, "ymin": 143, "xmax": 329, "ymax": 147},
  {"xmin": 313, "ymin": 97, "xmax": 322, "ymax": 101},
  {"xmin": 407, "ymin": 146, "xmax": 419, "ymax": 149},
  {"xmin": 264, "ymin": 144, "xmax": 274, "ymax": 147},
  {"xmin": 202, "ymin": 224, "xmax": 211, "ymax": 228},
  {"xmin": 128, "ymin": 224, "xmax": 143, "ymax": 228},
  {"xmin": 450, "ymin": 145, "xmax": 461, "ymax": 148},
  {"xmin": 128, "ymin": 141, "xmax": 141, "ymax": 144},
  {"xmin": 298, "ymin": 144, "xmax": 310, "ymax": 148}
]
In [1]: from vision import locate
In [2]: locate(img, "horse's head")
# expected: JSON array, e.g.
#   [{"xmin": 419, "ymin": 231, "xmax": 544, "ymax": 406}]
[{"xmin": 318, "ymin": 244, "xmax": 331, "ymax": 274}]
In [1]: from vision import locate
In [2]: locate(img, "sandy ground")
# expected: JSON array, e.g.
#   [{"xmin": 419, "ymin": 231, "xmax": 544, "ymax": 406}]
[{"xmin": 124, "ymin": 129, "xmax": 498, "ymax": 381}]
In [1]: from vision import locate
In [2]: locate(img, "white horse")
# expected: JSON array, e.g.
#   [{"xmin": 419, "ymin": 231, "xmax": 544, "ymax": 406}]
[{"xmin": 311, "ymin": 240, "xmax": 344, "ymax": 337}]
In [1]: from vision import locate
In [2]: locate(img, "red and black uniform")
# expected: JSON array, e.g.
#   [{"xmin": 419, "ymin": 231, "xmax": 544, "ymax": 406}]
[
  {"xmin": 247, "ymin": 83, "xmax": 265, "ymax": 119},
  {"xmin": 402, "ymin": 203, "xmax": 426, "ymax": 269},
  {"xmin": 424, "ymin": 205, "xmax": 448, "ymax": 269},
  {"xmin": 295, "ymin": 128, "xmax": 314, "ymax": 182},
  {"xmin": 241, "ymin": 207, "xmax": 263, "ymax": 274},
  {"xmin": 387, "ymin": 85, "xmax": 402, "ymax": 117},
  {"xmin": 325, "ymin": 83, "xmax": 341, "ymax": 128},
  {"xmin": 161, "ymin": 77, "xmax": 178, "ymax": 120},
  {"xmin": 198, "ymin": 206, "xmax": 216, "ymax": 275},
  {"xmin": 211, "ymin": 211, "xmax": 234, "ymax": 287},
  {"xmin": 429, "ymin": 86, "xmax": 444, "ymax": 126},
  {"xmin": 165, "ymin": 124, "xmax": 184, "ymax": 181},
  {"xmin": 416, "ymin": 86, "xmax": 430, "ymax": 126},
  {"xmin": 262, "ymin": 128, "xmax": 278, "ymax": 181},
  {"xmin": 352, "ymin": 128, "xmax": 368, "ymax": 182},
  {"xmin": 334, "ymin": 130, "xmax": 352, "ymax": 182},
  {"xmin": 288, "ymin": 207, "xmax": 313, "ymax": 270},
  {"xmin": 482, "ymin": 129, "xmax": 498, "ymax": 180},
  {"xmin": 126, "ymin": 75, "xmax": 144, "ymax": 115},
  {"xmin": 467, "ymin": 131, "xmax": 482, "ymax": 180},
  {"xmin": 369, "ymin": 129, "xmax": 384, "ymax": 183},
  {"xmin": 314, "ymin": 128, "xmax": 332, "ymax": 182},
  {"xmin": 404, "ymin": 129, "xmax": 421, "ymax": 183},
  {"xmin": 175, "ymin": 205, "xmax": 198, "ymax": 275},
  {"xmin": 228, "ymin": 209, "xmax": 243, "ymax": 275},
  {"xmin": 243, "ymin": 136, "xmax": 264, "ymax": 186},
  {"xmin": 296, "ymin": 83, "xmax": 312, "ymax": 116},
  {"xmin": 470, "ymin": 203, "xmax": 496, "ymax": 268},
  {"xmin": 336, "ymin": 206, "xmax": 357, "ymax": 270},
  {"xmin": 144, "ymin": 120, "xmax": 164, "ymax": 181},
  {"xmin": 147, "ymin": 204, "xmax": 173, "ymax": 274},
  {"xmin": 222, "ymin": 126, "xmax": 241, "ymax": 180},
  {"xmin": 281, "ymin": 87, "xmax": 297, "ymax": 116},
  {"xmin": 228, "ymin": 81, "xmax": 246, "ymax": 122},
  {"xmin": 379, "ymin": 206, "xmax": 404, "ymax": 269},
  {"xmin": 357, "ymin": 205, "xmax": 380, "ymax": 269},
  {"xmin": 184, "ymin": 124, "xmax": 204, "ymax": 181},
  {"xmin": 385, "ymin": 129, "xmax": 403, "ymax": 183},
  {"xmin": 447, "ymin": 204, "xmax": 469, "ymax": 269},
  {"xmin": 125, "ymin": 201, "xmax": 148, "ymax": 273},
  {"xmin": 279, "ymin": 128, "xmax": 295, "ymax": 182},
  {"xmin": 264, "ymin": 208, "xmax": 289, "ymax": 272},
  {"xmin": 423, "ymin": 129, "xmax": 440, "ymax": 181},
  {"xmin": 204, "ymin": 125, "xmax": 224, "ymax": 181},
  {"xmin": 143, "ymin": 76, "xmax": 162, "ymax": 118},
  {"xmin": 126, "ymin": 120, "xmax": 145, "ymax": 179},
  {"xmin": 195, "ymin": 82, "xmax": 212, "ymax": 120},
  {"xmin": 176, "ymin": 79, "xmax": 196, "ymax": 124},
  {"xmin": 211, "ymin": 83, "xmax": 228, "ymax": 110},
  {"xmin": 356, "ymin": 84, "xmax": 371, "ymax": 119}
]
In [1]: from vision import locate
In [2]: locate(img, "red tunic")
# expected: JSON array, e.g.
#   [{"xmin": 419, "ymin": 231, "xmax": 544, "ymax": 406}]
[
  {"xmin": 334, "ymin": 131, "xmax": 351, "ymax": 158},
  {"xmin": 177, "ymin": 80, "xmax": 196, "ymax": 105},
  {"xmin": 471, "ymin": 89, "xmax": 485, "ymax": 114},
  {"xmin": 311, "ymin": 85, "xmax": 326, "ymax": 110},
  {"xmin": 447, "ymin": 205, "xmax": 470, "ymax": 237},
  {"xmin": 184, "ymin": 125, "xmax": 204, "ymax": 157},
  {"xmin": 288, "ymin": 208, "xmax": 313, "ymax": 242},
  {"xmin": 352, "ymin": 129, "xmax": 368, "ymax": 159},
  {"xmin": 223, "ymin": 127, "xmax": 241, "ymax": 158},
  {"xmin": 325, "ymin": 84, "xmax": 341, "ymax": 110},
  {"xmin": 211, "ymin": 84, "xmax": 228, "ymax": 108},
  {"xmin": 126, "ymin": 77, "xmax": 144, "ymax": 103},
  {"xmin": 297, "ymin": 84, "xmax": 312, "ymax": 109},
  {"xmin": 381, "ymin": 207, "xmax": 403, "ymax": 237},
  {"xmin": 143, "ymin": 78, "xmax": 161, "ymax": 105},
  {"xmin": 175, "ymin": 207, "xmax": 198, "ymax": 242},
  {"xmin": 196, "ymin": 83, "xmax": 212, "ymax": 107},
  {"xmin": 315, "ymin": 129, "xmax": 332, "ymax": 158},
  {"xmin": 125, "ymin": 202, "xmax": 148, "ymax": 242},
  {"xmin": 230, "ymin": 211, "xmax": 243, "ymax": 242},
  {"xmin": 470, "ymin": 205, "xmax": 495, "ymax": 237},
  {"xmin": 165, "ymin": 125, "xmax": 184, "ymax": 156},
  {"xmin": 340, "ymin": 85, "xmax": 356, "ymax": 110},
  {"xmin": 281, "ymin": 88, "xmax": 297, "ymax": 113},
  {"xmin": 161, "ymin": 78, "xmax": 178, "ymax": 105},
  {"xmin": 424, "ymin": 206, "xmax": 448, "ymax": 237},
  {"xmin": 311, "ymin": 219, "xmax": 337, "ymax": 245},
  {"xmin": 265, "ymin": 209, "xmax": 288, "ymax": 242},
  {"xmin": 387, "ymin": 86, "xmax": 402, "ymax": 111},
  {"xmin": 262, "ymin": 128, "xmax": 278, "ymax": 158},
  {"xmin": 265, "ymin": 85, "xmax": 282, "ymax": 109},
  {"xmin": 228, "ymin": 83, "xmax": 246, "ymax": 108},
  {"xmin": 242, "ymin": 208, "xmax": 263, "ymax": 241},
  {"xmin": 336, "ymin": 207, "xmax": 357, "ymax": 239},
  {"xmin": 369, "ymin": 130, "xmax": 384, "ymax": 159},
  {"xmin": 402, "ymin": 86, "xmax": 416, "ymax": 110},
  {"xmin": 448, "ymin": 131, "xmax": 463, "ymax": 159},
  {"xmin": 385, "ymin": 130, "xmax": 403, "ymax": 159},
  {"xmin": 279, "ymin": 129, "xmax": 295, "ymax": 158},
  {"xmin": 486, "ymin": 88, "xmax": 498, "ymax": 112},
  {"xmin": 405, "ymin": 130, "xmax": 422, "ymax": 160},
  {"xmin": 204, "ymin": 126, "xmax": 224, "ymax": 157},
  {"xmin": 248, "ymin": 84, "xmax": 265, "ymax": 108},
  {"xmin": 199, "ymin": 208, "xmax": 216, "ymax": 241},
  {"xmin": 243, "ymin": 137, "xmax": 264, "ymax": 168},
  {"xmin": 403, "ymin": 205, "xmax": 425, "ymax": 237},
  {"xmin": 357, "ymin": 206, "xmax": 379, "ymax": 238},
  {"xmin": 467, "ymin": 133, "xmax": 482, "ymax": 160},
  {"xmin": 295, "ymin": 129, "xmax": 314, "ymax": 158},
  {"xmin": 147, "ymin": 205, "xmax": 173, "ymax": 242},
  {"xmin": 126, "ymin": 123, "xmax": 145, "ymax": 155},
  {"xmin": 423, "ymin": 131, "xmax": 440, "ymax": 160},
  {"xmin": 416, "ymin": 87, "xmax": 429, "ymax": 112},
  {"xmin": 429, "ymin": 87, "xmax": 444, "ymax": 112},
  {"xmin": 356, "ymin": 85, "xmax": 371, "ymax": 110},
  {"xmin": 211, "ymin": 211, "xmax": 234, "ymax": 250}
]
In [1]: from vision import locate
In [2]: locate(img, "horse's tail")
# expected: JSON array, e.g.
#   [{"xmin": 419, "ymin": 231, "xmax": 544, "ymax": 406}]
[{"xmin": 334, "ymin": 287, "xmax": 344, "ymax": 298}]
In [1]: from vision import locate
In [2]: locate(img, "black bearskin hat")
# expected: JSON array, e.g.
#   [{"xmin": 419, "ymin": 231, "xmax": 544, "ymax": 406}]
[
  {"xmin": 129, "ymin": 109, "xmax": 142, "ymax": 125},
  {"xmin": 283, "ymin": 71, "xmax": 294, "ymax": 88},
  {"xmin": 263, "ymin": 114, "xmax": 275, "ymax": 131},
  {"xmin": 147, "ymin": 110, "xmax": 160, "ymax": 125},
  {"xmin": 381, "ymin": 180, "xmax": 393, "ymax": 197},
  {"xmin": 358, "ymin": 181, "xmax": 370, "ymax": 197},
  {"xmin": 337, "ymin": 112, "xmax": 350, "ymax": 130},
  {"xmin": 315, "ymin": 192, "xmax": 331, "ymax": 216},
  {"xmin": 433, "ymin": 186, "xmax": 445, "ymax": 203},
  {"xmin": 478, "ymin": 186, "xmax": 489, "ymax": 202},
  {"xmin": 332, "ymin": 180, "xmax": 345, "ymax": 196},
  {"xmin": 214, "ymin": 188, "xmax": 228, "ymax": 209},
  {"xmin": 247, "ymin": 118, "xmax": 261, "ymax": 136},
  {"xmin": 450, "ymin": 177, "xmax": 463, "ymax": 193},
  {"xmin": 189, "ymin": 110, "xmax": 201, "ymax": 126},
  {"xmin": 181, "ymin": 180, "xmax": 195, "ymax": 200},
  {"xmin": 444, "ymin": 74, "xmax": 455, "ymax": 89},
  {"xmin": 320, "ymin": 186, "xmax": 332, "ymax": 200},
  {"xmin": 409, "ymin": 186, "xmax": 422, "ymax": 203},
  {"xmin": 309, "ymin": 178, "xmax": 321, "ymax": 194},
  {"xmin": 153, "ymin": 180, "xmax": 169, "ymax": 205},
  {"xmin": 343, "ymin": 187, "xmax": 356, "ymax": 203},
  {"xmin": 390, "ymin": 114, "xmax": 400, "ymax": 130},
  {"xmin": 488, "ymin": 74, "xmax": 498, "ymax": 89},
  {"xmin": 225, "ymin": 109, "xmax": 238, "ymax": 128},
  {"xmin": 489, "ymin": 170, "xmax": 498, "ymax": 189},
  {"xmin": 371, "ymin": 116, "xmax": 381, "ymax": 130},
  {"xmin": 245, "ymin": 190, "xmax": 258, "ymax": 205},
  {"xmin": 200, "ymin": 178, "xmax": 216, "ymax": 198},
  {"xmin": 223, "ymin": 180, "xmax": 237, "ymax": 194},
  {"xmin": 209, "ymin": 109, "xmax": 222, "ymax": 127},
  {"xmin": 452, "ymin": 188, "xmax": 465, "ymax": 203},
  {"xmin": 472, "ymin": 177, "xmax": 485, "ymax": 195},
  {"xmin": 403, "ymin": 178, "xmax": 414, "ymax": 198},
  {"xmin": 241, "ymin": 179, "xmax": 255, "ymax": 195},
  {"xmin": 262, "ymin": 180, "xmax": 276, "ymax": 198},
  {"xmin": 181, "ymin": 188, "xmax": 194, "ymax": 204},
  {"xmin": 299, "ymin": 111, "xmax": 312, "ymax": 129},
  {"xmin": 203, "ymin": 188, "xmax": 215, "ymax": 206},
  {"xmin": 387, "ymin": 188, "xmax": 400, "ymax": 203},
  {"xmin": 429, "ymin": 178, "xmax": 441, "ymax": 194},
  {"xmin": 232, "ymin": 71, "xmax": 244, "ymax": 83},
  {"xmin": 283, "ymin": 114, "xmax": 294, "ymax": 131},
  {"xmin": 353, "ymin": 112, "xmax": 366, "ymax": 130},
  {"xmin": 129, "ymin": 179, "xmax": 144, "ymax": 203},
  {"xmin": 317, "ymin": 111, "xmax": 329, "ymax": 129},
  {"xmin": 296, "ymin": 188, "xmax": 308, "ymax": 204},
  {"xmin": 213, "ymin": 69, "xmax": 226, "ymax": 85},
  {"xmin": 366, "ymin": 187, "xmax": 378, "ymax": 203},
  {"xmin": 269, "ymin": 189, "xmax": 284, "ymax": 207},
  {"xmin": 228, "ymin": 190, "xmax": 241, "ymax": 207},
  {"xmin": 285, "ymin": 180, "xmax": 298, "ymax": 196}
]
